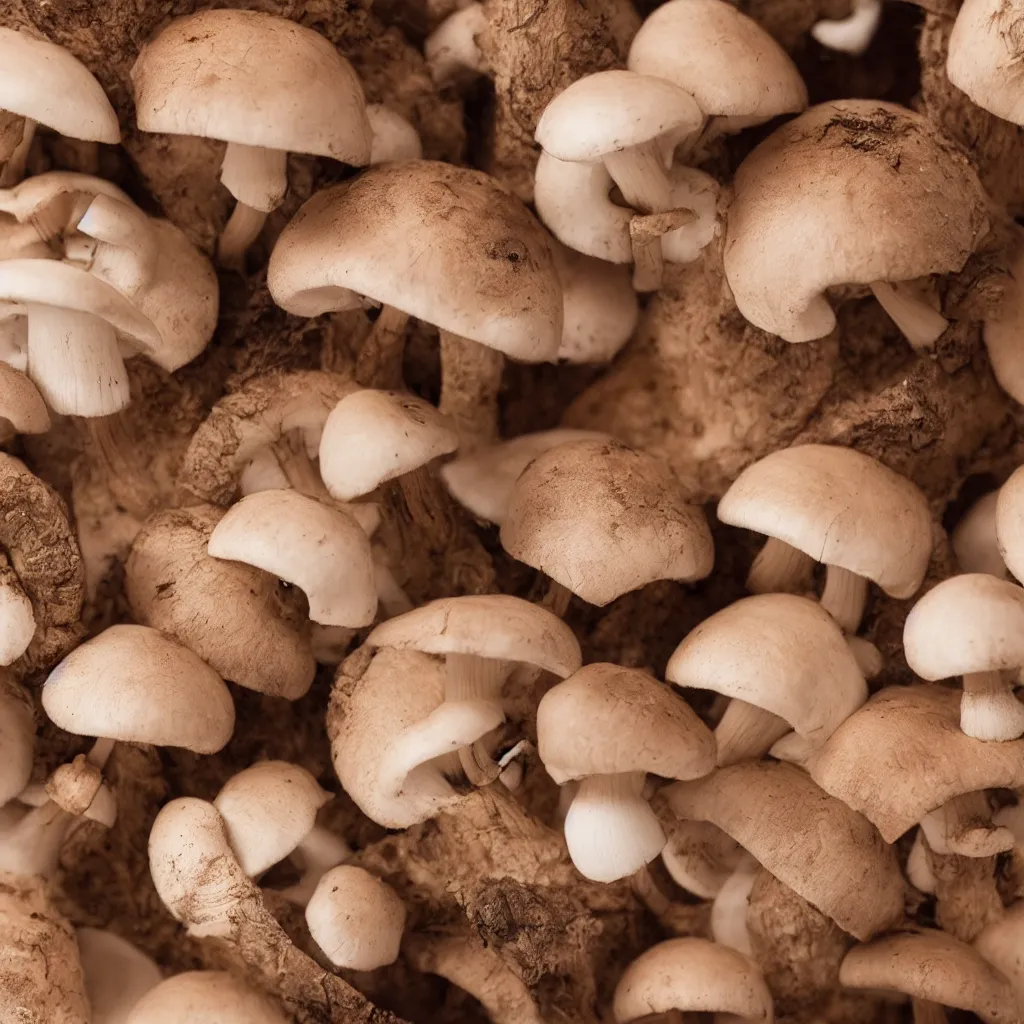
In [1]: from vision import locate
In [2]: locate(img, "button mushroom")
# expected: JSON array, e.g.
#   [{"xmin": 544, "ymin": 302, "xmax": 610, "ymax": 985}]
[
  {"xmin": 984, "ymin": 248, "xmax": 1024, "ymax": 405},
  {"xmin": 948, "ymin": 0, "xmax": 1024, "ymax": 126},
  {"xmin": 954, "ymin": 491, "xmax": 1007, "ymax": 578},
  {"xmin": 76, "ymin": 927, "xmax": 162, "ymax": 1024},
  {"xmin": 123, "ymin": 971, "xmax": 288, "ymax": 1024}
]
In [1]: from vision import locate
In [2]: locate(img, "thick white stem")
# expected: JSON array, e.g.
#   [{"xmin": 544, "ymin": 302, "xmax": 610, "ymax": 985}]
[
  {"xmin": 220, "ymin": 142, "xmax": 288, "ymax": 213},
  {"xmin": 0, "ymin": 799, "xmax": 72, "ymax": 878},
  {"xmin": 0, "ymin": 118, "xmax": 36, "ymax": 187},
  {"xmin": 75, "ymin": 194, "xmax": 158, "ymax": 297},
  {"xmin": 747, "ymin": 537, "xmax": 814, "ymax": 594},
  {"xmin": 961, "ymin": 671, "xmax": 1024, "ymax": 741},
  {"xmin": 906, "ymin": 828, "xmax": 936, "ymax": 894},
  {"xmin": 715, "ymin": 698, "xmax": 791, "ymax": 766},
  {"xmin": 870, "ymin": 280, "xmax": 948, "ymax": 351},
  {"xmin": 812, "ymin": 0, "xmax": 883, "ymax": 55},
  {"xmin": 710, "ymin": 855, "xmax": 760, "ymax": 955},
  {"xmin": 445, "ymin": 652, "xmax": 511, "ymax": 705},
  {"xmin": 281, "ymin": 826, "xmax": 351, "ymax": 906},
  {"xmin": 217, "ymin": 202, "xmax": 268, "ymax": 267},
  {"xmin": 819, "ymin": 565, "xmax": 868, "ymax": 634}
]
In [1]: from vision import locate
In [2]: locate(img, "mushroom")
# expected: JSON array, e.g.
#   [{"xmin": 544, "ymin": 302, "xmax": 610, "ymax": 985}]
[
  {"xmin": 267, "ymin": 160, "xmax": 563, "ymax": 448},
  {"xmin": 0, "ymin": 363, "xmax": 49, "ymax": 441},
  {"xmin": 904, "ymin": 574, "xmax": 1024, "ymax": 740},
  {"xmin": 612, "ymin": 937, "xmax": 773, "ymax": 1023},
  {"xmin": 665, "ymin": 760, "xmax": 905, "ymax": 939},
  {"xmin": 666, "ymin": 593, "xmax": 868, "ymax": 765},
  {"xmin": 501, "ymin": 438, "xmax": 713, "ymax": 607},
  {"xmin": 954, "ymin": 491, "xmax": 1007, "ymax": 578},
  {"xmin": 125, "ymin": 505, "xmax": 316, "ymax": 700},
  {"xmin": 811, "ymin": 0, "xmax": 883, "ymax": 55},
  {"xmin": 660, "ymin": 818, "xmax": 743, "ymax": 899},
  {"xmin": 710, "ymin": 854, "xmax": 761, "ymax": 955},
  {"xmin": 305, "ymin": 864, "xmax": 405, "ymax": 970},
  {"xmin": 537, "ymin": 662, "xmax": 716, "ymax": 882},
  {"xmin": 208, "ymin": 489, "xmax": 377, "ymax": 628},
  {"xmin": 214, "ymin": 760, "xmax": 349, "ymax": 907},
  {"xmin": 974, "ymin": 902, "xmax": 1024, "ymax": 1010},
  {"xmin": 718, "ymin": 444, "xmax": 932, "ymax": 634},
  {"xmin": 998, "ymin": 466, "xmax": 1024, "ymax": 578},
  {"xmin": 948, "ymin": 0, "xmax": 1024, "ymax": 125},
  {"xmin": 131, "ymin": 9, "xmax": 371, "ymax": 265},
  {"xmin": 840, "ymin": 929, "xmax": 1019, "ymax": 1024},
  {"xmin": 366, "ymin": 104, "xmax": 423, "ymax": 164},
  {"xmin": 123, "ymin": 972, "xmax": 288, "ymax": 1024},
  {"xmin": 0, "ymin": 671, "xmax": 32, "ymax": 806},
  {"xmin": 0, "ymin": 28, "xmax": 119, "ymax": 186},
  {"xmin": 424, "ymin": 2, "xmax": 488, "ymax": 85},
  {"xmin": 76, "ymin": 927, "xmax": 162, "ymax": 1024},
  {"xmin": 985, "ymin": 249, "xmax": 1024, "ymax": 405},
  {"xmin": 724, "ymin": 100, "xmax": 989, "ymax": 347}
]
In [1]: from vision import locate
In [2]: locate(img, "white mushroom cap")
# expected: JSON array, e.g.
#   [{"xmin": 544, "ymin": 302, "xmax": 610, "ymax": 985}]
[
  {"xmin": 612, "ymin": 937, "xmax": 773, "ymax": 1023},
  {"xmin": 0, "ymin": 363, "xmax": 49, "ymax": 438},
  {"xmin": 366, "ymin": 104, "xmax": 423, "ymax": 164},
  {"xmin": 76, "ymin": 927, "xmax": 162, "ymax": 1024},
  {"xmin": 440, "ymin": 428, "xmax": 610, "ymax": 526},
  {"xmin": 318, "ymin": 389, "xmax": 458, "ymax": 501},
  {"xmin": 367, "ymin": 594, "xmax": 582, "ymax": 677},
  {"xmin": 124, "ymin": 971, "xmax": 288, "ymax": 1024},
  {"xmin": 208, "ymin": 489, "xmax": 377, "ymax": 628},
  {"xmin": 305, "ymin": 864, "xmax": 406, "ymax": 970},
  {"xmin": 41, "ymin": 624, "xmax": 235, "ymax": 753},
  {"xmin": 661, "ymin": 819, "xmax": 743, "ymax": 899},
  {"xmin": 954, "ymin": 491, "xmax": 1007, "ymax": 578},
  {"xmin": 131, "ymin": 10, "xmax": 370, "ymax": 163},
  {"xmin": 213, "ymin": 760, "xmax": 330, "ymax": 877},
  {"xmin": 0, "ymin": 28, "xmax": 119, "ymax": 143},
  {"xmin": 0, "ymin": 671, "xmax": 33, "ymax": 805},
  {"xmin": 627, "ymin": 0, "xmax": 807, "ymax": 123}
]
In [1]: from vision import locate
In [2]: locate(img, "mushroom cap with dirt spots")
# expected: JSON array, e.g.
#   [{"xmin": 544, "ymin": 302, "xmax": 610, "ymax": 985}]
[
  {"xmin": 130, "ymin": 9, "xmax": 370, "ymax": 164},
  {"xmin": 613, "ymin": 937, "xmax": 774, "ymax": 1023},
  {"xmin": 0, "ymin": 363, "xmax": 48, "ymax": 439},
  {"xmin": 367, "ymin": 594, "xmax": 582, "ymax": 678},
  {"xmin": 41, "ymin": 624, "xmax": 235, "ymax": 754},
  {"xmin": 267, "ymin": 160, "xmax": 563, "ymax": 362},
  {"xmin": 627, "ymin": 0, "xmax": 807, "ymax": 123},
  {"xmin": 807, "ymin": 685, "xmax": 1024, "ymax": 841},
  {"xmin": 840, "ymin": 929, "xmax": 1019, "ymax": 1024},
  {"xmin": 718, "ymin": 444, "xmax": 933, "ymax": 599},
  {"xmin": 76, "ymin": 927, "xmax": 162, "ymax": 1024},
  {"xmin": 0, "ymin": 28, "xmax": 119, "ymax": 143},
  {"xmin": 126, "ymin": 505, "xmax": 316, "ymax": 700},
  {"xmin": 667, "ymin": 593, "xmax": 867, "ymax": 747},
  {"xmin": 500, "ymin": 438, "xmax": 714, "ymax": 606},
  {"xmin": 723, "ymin": 100, "xmax": 989, "ymax": 342},
  {"xmin": 665, "ymin": 760, "xmax": 904, "ymax": 940},
  {"xmin": 124, "ymin": 971, "xmax": 288, "ymax": 1024},
  {"xmin": 318, "ymin": 389, "xmax": 458, "ymax": 501},
  {"xmin": 998, "ymin": 465, "xmax": 1024, "ymax": 581}
]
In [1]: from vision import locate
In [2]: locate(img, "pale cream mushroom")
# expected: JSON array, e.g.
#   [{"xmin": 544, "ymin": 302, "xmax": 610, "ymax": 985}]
[
  {"xmin": 76, "ymin": 928, "xmax": 162, "ymax": 1024},
  {"xmin": 0, "ymin": 28, "xmax": 119, "ymax": 186},
  {"xmin": 132, "ymin": 9, "xmax": 371, "ymax": 264},
  {"xmin": 954, "ymin": 491, "xmax": 1007, "ymax": 578},
  {"xmin": 998, "ymin": 466, "xmax": 1024, "ymax": 580},
  {"xmin": 124, "ymin": 972, "xmax": 288, "ymax": 1024},
  {"xmin": 904, "ymin": 574, "xmax": 1024, "ymax": 741},
  {"xmin": 718, "ymin": 444, "xmax": 932, "ymax": 633},
  {"xmin": 724, "ymin": 100, "xmax": 988, "ymax": 347},
  {"xmin": 538, "ymin": 662, "xmax": 716, "ymax": 882},
  {"xmin": 985, "ymin": 249, "xmax": 1024, "ymax": 405},
  {"xmin": 812, "ymin": 0, "xmax": 883, "ymax": 55},
  {"xmin": 424, "ymin": 3, "xmax": 488, "ymax": 85},
  {"xmin": 501, "ymin": 438, "xmax": 713, "ymax": 607},
  {"xmin": 975, "ymin": 902, "xmax": 1024, "ymax": 1011},
  {"xmin": 667, "ymin": 593, "xmax": 867, "ymax": 765},
  {"xmin": 948, "ymin": 0, "xmax": 1024, "ymax": 125},
  {"xmin": 660, "ymin": 818, "xmax": 743, "ymax": 899},
  {"xmin": 366, "ymin": 104, "xmax": 423, "ymax": 164},
  {"xmin": 305, "ymin": 864, "xmax": 405, "ymax": 970},
  {"xmin": 0, "ymin": 671, "xmax": 33, "ymax": 806},
  {"xmin": 613, "ymin": 937, "xmax": 773, "ymax": 1023},
  {"xmin": 0, "ymin": 363, "xmax": 49, "ymax": 441}
]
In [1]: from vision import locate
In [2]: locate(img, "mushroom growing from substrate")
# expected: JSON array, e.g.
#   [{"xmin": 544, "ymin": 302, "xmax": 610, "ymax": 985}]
[
  {"xmin": 76, "ymin": 927, "xmax": 162, "ymax": 1024},
  {"xmin": 131, "ymin": 8, "xmax": 371, "ymax": 264},
  {"xmin": 724, "ymin": 100, "xmax": 989, "ymax": 347},
  {"xmin": 718, "ymin": 444, "xmax": 932, "ymax": 634},
  {"xmin": 123, "ymin": 971, "xmax": 288, "ymax": 1024}
]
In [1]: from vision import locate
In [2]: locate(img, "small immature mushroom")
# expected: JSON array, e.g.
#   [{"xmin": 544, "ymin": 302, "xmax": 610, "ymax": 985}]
[
  {"xmin": 538, "ymin": 662, "xmax": 716, "ymax": 882},
  {"xmin": 904, "ymin": 574, "xmax": 1024, "ymax": 741},
  {"xmin": 0, "ymin": 362, "xmax": 49, "ymax": 441},
  {"xmin": 665, "ymin": 760, "xmax": 905, "ymax": 939},
  {"xmin": 124, "ymin": 972, "xmax": 287, "ymax": 1024},
  {"xmin": 612, "ymin": 937, "xmax": 773, "ymax": 1023},
  {"xmin": 501, "ymin": 438, "xmax": 713, "ymax": 607},
  {"xmin": 305, "ymin": 864, "xmax": 405, "ymax": 970},
  {"xmin": 131, "ymin": 9, "xmax": 371, "ymax": 265},
  {"xmin": 366, "ymin": 104, "xmax": 423, "ymax": 164},
  {"xmin": 724, "ymin": 100, "xmax": 989, "ymax": 347},
  {"xmin": 948, "ymin": 0, "xmax": 1024, "ymax": 125},
  {"xmin": 268, "ymin": 160, "xmax": 563, "ymax": 449},
  {"xmin": 718, "ymin": 444, "xmax": 932, "ymax": 633},
  {"xmin": 666, "ymin": 593, "xmax": 867, "ymax": 765},
  {"xmin": 661, "ymin": 818, "xmax": 743, "ymax": 899},
  {"xmin": 811, "ymin": 0, "xmax": 884, "ymax": 55},
  {"xmin": 954, "ymin": 491, "xmax": 1007, "ymax": 578},
  {"xmin": 424, "ymin": 3, "xmax": 488, "ymax": 85},
  {"xmin": 208, "ymin": 489, "xmax": 377, "ymax": 628},
  {"xmin": 76, "ymin": 927, "xmax": 162, "ymax": 1024},
  {"xmin": 974, "ymin": 901, "xmax": 1024, "ymax": 1007},
  {"xmin": 0, "ymin": 28, "xmax": 119, "ymax": 187}
]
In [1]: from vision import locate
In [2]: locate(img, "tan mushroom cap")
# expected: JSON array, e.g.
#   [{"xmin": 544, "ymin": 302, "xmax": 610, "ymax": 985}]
[
  {"xmin": 718, "ymin": 444, "xmax": 932, "ymax": 598},
  {"xmin": 0, "ymin": 362, "xmax": 48, "ymax": 436},
  {"xmin": 367, "ymin": 594, "xmax": 582, "ymax": 678},
  {"xmin": 501, "ymin": 439, "xmax": 714, "ymax": 606},
  {"xmin": 665, "ymin": 760, "xmax": 904, "ymax": 940},
  {"xmin": 535, "ymin": 70, "xmax": 703, "ymax": 163},
  {"xmin": 667, "ymin": 593, "xmax": 867, "ymax": 745},
  {"xmin": 267, "ymin": 161, "xmax": 563, "ymax": 362},
  {"xmin": 808, "ymin": 685, "xmax": 1024, "ymax": 842},
  {"xmin": 318, "ymin": 389, "xmax": 458, "ymax": 501},
  {"xmin": 41, "ymin": 623, "xmax": 235, "ymax": 753},
  {"xmin": 0, "ymin": 29, "xmax": 119, "ymax": 143},
  {"xmin": 76, "ymin": 927, "xmax": 162, "ymax": 1024},
  {"xmin": 538, "ymin": 663, "xmax": 716, "ymax": 783},
  {"xmin": 124, "ymin": 971, "xmax": 288, "ymax": 1024},
  {"xmin": 840, "ymin": 930, "xmax": 1019, "ymax": 1024},
  {"xmin": 131, "ymin": 9, "xmax": 370, "ymax": 163},
  {"xmin": 627, "ymin": 0, "xmax": 807, "ymax": 122},
  {"xmin": 998, "ymin": 466, "xmax": 1024, "ymax": 581},
  {"xmin": 613, "ymin": 937, "xmax": 773, "ymax": 1023},
  {"xmin": 723, "ymin": 100, "xmax": 988, "ymax": 342}
]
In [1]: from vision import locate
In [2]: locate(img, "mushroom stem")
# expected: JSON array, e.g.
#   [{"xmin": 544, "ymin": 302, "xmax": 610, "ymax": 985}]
[
  {"xmin": 747, "ymin": 537, "xmax": 814, "ymax": 594},
  {"xmin": 710, "ymin": 856, "xmax": 759, "ymax": 954},
  {"xmin": 0, "ymin": 800, "xmax": 72, "ymax": 878},
  {"xmin": 819, "ymin": 564, "xmax": 868, "ymax": 634},
  {"xmin": 281, "ymin": 826, "xmax": 351, "ymax": 906},
  {"xmin": 26, "ymin": 305, "xmax": 130, "ymax": 417},
  {"xmin": 869, "ymin": 280, "xmax": 948, "ymax": 351},
  {"xmin": 960, "ymin": 671, "xmax": 1024, "ymax": 741},
  {"xmin": 445, "ymin": 653, "xmax": 511, "ymax": 705},
  {"xmin": 907, "ymin": 829, "xmax": 937, "ymax": 895},
  {"xmin": 0, "ymin": 118, "xmax": 35, "ymax": 187},
  {"xmin": 217, "ymin": 203, "xmax": 267, "ymax": 267},
  {"xmin": 220, "ymin": 141, "xmax": 288, "ymax": 213},
  {"xmin": 438, "ymin": 329, "xmax": 504, "ymax": 451},
  {"xmin": 72, "ymin": 194, "xmax": 159, "ymax": 297},
  {"xmin": 0, "ymin": 552, "xmax": 35, "ymax": 666},
  {"xmin": 272, "ymin": 432, "xmax": 334, "ymax": 503},
  {"xmin": 542, "ymin": 578, "xmax": 573, "ymax": 618},
  {"xmin": 811, "ymin": 0, "xmax": 883, "ymax": 56},
  {"xmin": 919, "ymin": 791, "xmax": 1015, "ymax": 858},
  {"xmin": 630, "ymin": 863, "xmax": 671, "ymax": 916},
  {"xmin": 714, "ymin": 698, "xmax": 791, "ymax": 767},
  {"xmin": 80, "ymin": 413, "xmax": 154, "ymax": 518},
  {"xmin": 355, "ymin": 304, "xmax": 410, "ymax": 388},
  {"xmin": 912, "ymin": 999, "xmax": 949, "ymax": 1024},
  {"xmin": 846, "ymin": 635, "xmax": 884, "ymax": 678}
]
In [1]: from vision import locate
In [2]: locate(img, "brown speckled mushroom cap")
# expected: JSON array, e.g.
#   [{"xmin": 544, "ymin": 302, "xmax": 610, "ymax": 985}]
[
  {"xmin": 665, "ymin": 760, "xmax": 904, "ymax": 940},
  {"xmin": 718, "ymin": 444, "xmax": 932, "ymax": 599},
  {"xmin": 501, "ymin": 439, "xmax": 713, "ymax": 606},
  {"xmin": 125, "ymin": 971, "xmax": 288, "ymax": 1024},
  {"xmin": 724, "ymin": 100, "xmax": 988, "ymax": 342},
  {"xmin": 268, "ymin": 161, "xmax": 563, "ymax": 362}
]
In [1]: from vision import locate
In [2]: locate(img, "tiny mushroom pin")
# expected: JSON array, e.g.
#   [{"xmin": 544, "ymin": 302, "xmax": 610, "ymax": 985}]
[
  {"xmin": 954, "ymin": 491, "xmax": 1007, "ymax": 578},
  {"xmin": 123, "ymin": 971, "xmax": 288, "ymax": 1024},
  {"xmin": 76, "ymin": 927, "xmax": 162, "ymax": 1024}
]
